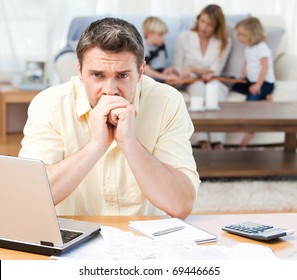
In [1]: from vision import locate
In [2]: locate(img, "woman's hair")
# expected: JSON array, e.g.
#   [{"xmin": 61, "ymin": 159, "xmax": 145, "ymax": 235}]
[
  {"xmin": 142, "ymin": 16, "xmax": 168, "ymax": 38},
  {"xmin": 191, "ymin": 4, "xmax": 228, "ymax": 54},
  {"xmin": 236, "ymin": 17, "xmax": 266, "ymax": 45},
  {"xmin": 76, "ymin": 17, "xmax": 144, "ymax": 70}
]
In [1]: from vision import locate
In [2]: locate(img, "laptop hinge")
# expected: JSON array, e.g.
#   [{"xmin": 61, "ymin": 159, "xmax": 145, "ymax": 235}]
[{"xmin": 40, "ymin": 240, "xmax": 54, "ymax": 247}]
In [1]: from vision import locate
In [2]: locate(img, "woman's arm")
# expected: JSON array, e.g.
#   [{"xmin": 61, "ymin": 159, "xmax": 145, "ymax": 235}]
[{"xmin": 210, "ymin": 38, "xmax": 232, "ymax": 74}]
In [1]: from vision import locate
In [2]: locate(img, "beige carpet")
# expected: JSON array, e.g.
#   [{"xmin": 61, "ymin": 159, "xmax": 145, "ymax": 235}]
[{"xmin": 192, "ymin": 179, "xmax": 297, "ymax": 213}]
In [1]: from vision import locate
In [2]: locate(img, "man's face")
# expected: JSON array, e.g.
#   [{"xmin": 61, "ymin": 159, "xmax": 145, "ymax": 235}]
[{"xmin": 78, "ymin": 47, "xmax": 145, "ymax": 108}]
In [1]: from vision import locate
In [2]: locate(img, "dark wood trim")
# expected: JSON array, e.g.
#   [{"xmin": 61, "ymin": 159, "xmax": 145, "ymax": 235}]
[{"xmin": 194, "ymin": 150, "xmax": 297, "ymax": 178}]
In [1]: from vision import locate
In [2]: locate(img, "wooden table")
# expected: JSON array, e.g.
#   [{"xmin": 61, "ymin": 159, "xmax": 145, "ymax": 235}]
[
  {"xmin": 190, "ymin": 102, "xmax": 297, "ymax": 178},
  {"xmin": 0, "ymin": 87, "xmax": 38, "ymax": 143},
  {"xmin": 0, "ymin": 213, "xmax": 296, "ymax": 260}
]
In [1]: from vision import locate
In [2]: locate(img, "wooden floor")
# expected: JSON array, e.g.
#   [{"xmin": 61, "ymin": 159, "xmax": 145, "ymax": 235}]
[{"xmin": 0, "ymin": 133, "xmax": 23, "ymax": 156}]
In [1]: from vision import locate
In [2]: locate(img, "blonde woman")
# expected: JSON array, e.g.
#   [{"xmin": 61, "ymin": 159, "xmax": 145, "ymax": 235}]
[
  {"xmin": 231, "ymin": 17, "xmax": 275, "ymax": 146},
  {"xmin": 174, "ymin": 5, "xmax": 231, "ymax": 150},
  {"xmin": 143, "ymin": 16, "xmax": 178, "ymax": 82}
]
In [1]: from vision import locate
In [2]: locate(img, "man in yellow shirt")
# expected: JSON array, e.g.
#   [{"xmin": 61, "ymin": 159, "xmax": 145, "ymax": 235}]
[{"xmin": 19, "ymin": 17, "xmax": 200, "ymax": 218}]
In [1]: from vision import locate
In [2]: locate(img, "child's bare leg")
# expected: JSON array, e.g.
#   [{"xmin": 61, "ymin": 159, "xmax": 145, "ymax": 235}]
[
  {"xmin": 266, "ymin": 94, "xmax": 272, "ymax": 101},
  {"xmin": 199, "ymin": 141, "xmax": 212, "ymax": 151},
  {"xmin": 240, "ymin": 132, "xmax": 254, "ymax": 147}
]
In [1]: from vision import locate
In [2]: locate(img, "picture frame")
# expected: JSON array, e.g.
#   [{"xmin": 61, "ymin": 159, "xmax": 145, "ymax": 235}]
[
  {"xmin": 24, "ymin": 61, "xmax": 46, "ymax": 84},
  {"xmin": 19, "ymin": 60, "xmax": 47, "ymax": 90}
]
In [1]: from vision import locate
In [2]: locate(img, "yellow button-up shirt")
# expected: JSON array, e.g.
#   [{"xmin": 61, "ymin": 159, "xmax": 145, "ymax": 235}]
[{"xmin": 19, "ymin": 76, "xmax": 200, "ymax": 215}]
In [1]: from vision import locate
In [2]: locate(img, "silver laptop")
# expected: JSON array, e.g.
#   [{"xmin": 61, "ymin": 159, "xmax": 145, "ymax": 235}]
[{"xmin": 0, "ymin": 155, "xmax": 101, "ymax": 256}]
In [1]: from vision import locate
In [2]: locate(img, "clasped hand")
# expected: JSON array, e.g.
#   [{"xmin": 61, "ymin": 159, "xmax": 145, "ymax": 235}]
[{"xmin": 89, "ymin": 94, "xmax": 136, "ymax": 152}]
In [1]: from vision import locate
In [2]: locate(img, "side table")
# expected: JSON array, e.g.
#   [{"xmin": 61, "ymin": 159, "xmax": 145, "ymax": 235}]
[{"xmin": 0, "ymin": 87, "xmax": 39, "ymax": 143}]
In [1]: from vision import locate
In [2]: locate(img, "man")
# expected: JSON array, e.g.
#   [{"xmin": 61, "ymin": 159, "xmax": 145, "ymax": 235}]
[{"xmin": 19, "ymin": 17, "xmax": 200, "ymax": 219}]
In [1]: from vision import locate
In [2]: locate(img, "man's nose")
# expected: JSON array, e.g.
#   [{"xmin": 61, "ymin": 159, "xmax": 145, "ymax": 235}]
[{"xmin": 102, "ymin": 78, "xmax": 119, "ymax": 96}]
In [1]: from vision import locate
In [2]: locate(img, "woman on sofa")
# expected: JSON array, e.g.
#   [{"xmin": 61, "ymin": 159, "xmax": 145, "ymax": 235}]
[{"xmin": 174, "ymin": 4, "xmax": 231, "ymax": 150}]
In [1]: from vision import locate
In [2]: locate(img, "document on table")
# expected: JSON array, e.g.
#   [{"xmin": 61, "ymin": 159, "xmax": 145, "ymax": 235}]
[
  {"xmin": 52, "ymin": 226, "xmax": 278, "ymax": 260},
  {"xmin": 128, "ymin": 218, "xmax": 217, "ymax": 244}
]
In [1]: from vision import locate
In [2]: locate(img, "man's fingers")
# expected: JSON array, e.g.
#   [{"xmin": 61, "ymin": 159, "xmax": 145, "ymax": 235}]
[{"xmin": 107, "ymin": 112, "xmax": 119, "ymax": 126}]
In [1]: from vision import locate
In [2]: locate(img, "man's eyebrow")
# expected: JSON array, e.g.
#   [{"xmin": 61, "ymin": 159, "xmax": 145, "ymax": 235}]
[
  {"xmin": 116, "ymin": 69, "xmax": 133, "ymax": 73},
  {"xmin": 88, "ymin": 69, "xmax": 132, "ymax": 73},
  {"xmin": 88, "ymin": 69, "xmax": 103, "ymax": 73}
]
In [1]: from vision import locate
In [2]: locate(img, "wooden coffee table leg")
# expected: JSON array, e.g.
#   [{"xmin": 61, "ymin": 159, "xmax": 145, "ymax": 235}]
[{"xmin": 284, "ymin": 132, "xmax": 297, "ymax": 152}]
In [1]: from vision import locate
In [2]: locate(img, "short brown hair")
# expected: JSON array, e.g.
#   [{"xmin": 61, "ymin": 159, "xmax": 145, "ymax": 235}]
[
  {"xmin": 76, "ymin": 17, "xmax": 144, "ymax": 70},
  {"xmin": 236, "ymin": 17, "xmax": 266, "ymax": 45}
]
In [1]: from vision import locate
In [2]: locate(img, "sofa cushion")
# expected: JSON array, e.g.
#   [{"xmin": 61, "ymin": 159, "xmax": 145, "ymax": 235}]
[{"xmin": 266, "ymin": 26, "xmax": 285, "ymax": 59}]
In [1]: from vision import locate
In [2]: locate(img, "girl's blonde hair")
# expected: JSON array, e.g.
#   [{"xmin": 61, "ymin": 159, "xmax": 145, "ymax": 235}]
[
  {"xmin": 191, "ymin": 4, "xmax": 228, "ymax": 55},
  {"xmin": 236, "ymin": 17, "xmax": 266, "ymax": 45},
  {"xmin": 142, "ymin": 16, "xmax": 168, "ymax": 38}
]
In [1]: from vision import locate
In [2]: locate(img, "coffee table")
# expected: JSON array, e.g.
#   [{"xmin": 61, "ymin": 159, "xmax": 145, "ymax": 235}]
[{"xmin": 190, "ymin": 102, "xmax": 297, "ymax": 178}]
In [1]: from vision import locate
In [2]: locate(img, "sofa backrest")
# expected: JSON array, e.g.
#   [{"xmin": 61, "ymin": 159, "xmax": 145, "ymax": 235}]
[{"xmin": 55, "ymin": 14, "xmax": 286, "ymax": 79}]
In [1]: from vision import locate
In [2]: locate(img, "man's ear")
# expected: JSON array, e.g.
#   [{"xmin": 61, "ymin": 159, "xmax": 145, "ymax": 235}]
[
  {"xmin": 77, "ymin": 60, "xmax": 83, "ymax": 81},
  {"xmin": 138, "ymin": 61, "xmax": 146, "ymax": 81}
]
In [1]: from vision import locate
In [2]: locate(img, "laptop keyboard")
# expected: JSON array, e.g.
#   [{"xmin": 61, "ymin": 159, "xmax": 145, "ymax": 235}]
[{"xmin": 60, "ymin": 229, "xmax": 83, "ymax": 243}]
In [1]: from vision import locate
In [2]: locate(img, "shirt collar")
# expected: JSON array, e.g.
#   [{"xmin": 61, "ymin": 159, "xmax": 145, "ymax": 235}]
[
  {"xmin": 76, "ymin": 80, "xmax": 92, "ymax": 119},
  {"xmin": 132, "ymin": 78, "xmax": 141, "ymax": 117}
]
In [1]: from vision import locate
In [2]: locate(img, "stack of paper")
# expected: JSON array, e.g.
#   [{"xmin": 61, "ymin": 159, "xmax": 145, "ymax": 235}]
[
  {"xmin": 128, "ymin": 218, "xmax": 217, "ymax": 244},
  {"xmin": 53, "ymin": 226, "xmax": 279, "ymax": 260}
]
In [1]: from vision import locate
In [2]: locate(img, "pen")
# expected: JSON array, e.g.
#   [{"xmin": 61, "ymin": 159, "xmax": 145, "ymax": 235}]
[
  {"xmin": 152, "ymin": 226, "xmax": 185, "ymax": 236},
  {"xmin": 284, "ymin": 229, "xmax": 294, "ymax": 236}
]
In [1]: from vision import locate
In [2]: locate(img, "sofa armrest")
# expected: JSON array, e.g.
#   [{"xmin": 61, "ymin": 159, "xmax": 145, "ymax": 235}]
[
  {"xmin": 272, "ymin": 80, "xmax": 297, "ymax": 101},
  {"xmin": 275, "ymin": 53, "xmax": 297, "ymax": 80},
  {"xmin": 54, "ymin": 52, "xmax": 78, "ymax": 83}
]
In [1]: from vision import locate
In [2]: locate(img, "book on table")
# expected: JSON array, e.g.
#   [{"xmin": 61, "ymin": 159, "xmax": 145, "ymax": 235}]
[
  {"xmin": 166, "ymin": 75, "xmax": 246, "ymax": 85},
  {"xmin": 128, "ymin": 218, "xmax": 217, "ymax": 244}
]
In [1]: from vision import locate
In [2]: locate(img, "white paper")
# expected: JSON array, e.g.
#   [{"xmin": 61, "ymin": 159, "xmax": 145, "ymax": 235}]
[
  {"xmin": 128, "ymin": 218, "xmax": 217, "ymax": 243},
  {"xmin": 52, "ymin": 226, "xmax": 278, "ymax": 260}
]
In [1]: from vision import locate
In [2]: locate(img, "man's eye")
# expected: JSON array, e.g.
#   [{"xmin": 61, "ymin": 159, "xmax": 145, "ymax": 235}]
[
  {"xmin": 94, "ymin": 73, "xmax": 103, "ymax": 78},
  {"xmin": 119, "ymin": 73, "xmax": 128, "ymax": 79}
]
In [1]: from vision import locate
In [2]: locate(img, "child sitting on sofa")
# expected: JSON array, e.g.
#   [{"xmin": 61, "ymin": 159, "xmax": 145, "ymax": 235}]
[
  {"xmin": 142, "ymin": 16, "xmax": 178, "ymax": 82},
  {"xmin": 231, "ymin": 17, "xmax": 275, "ymax": 147}
]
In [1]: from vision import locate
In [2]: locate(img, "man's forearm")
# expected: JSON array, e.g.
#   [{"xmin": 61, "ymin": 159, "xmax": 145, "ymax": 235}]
[
  {"xmin": 122, "ymin": 140, "xmax": 196, "ymax": 219},
  {"xmin": 46, "ymin": 141, "xmax": 104, "ymax": 205}
]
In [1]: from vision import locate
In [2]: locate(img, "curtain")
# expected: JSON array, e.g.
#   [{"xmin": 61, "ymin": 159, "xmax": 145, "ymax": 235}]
[{"xmin": 1, "ymin": 0, "xmax": 296, "ymax": 85}]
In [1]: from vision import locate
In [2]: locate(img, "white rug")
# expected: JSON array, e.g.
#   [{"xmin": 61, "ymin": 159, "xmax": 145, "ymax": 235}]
[{"xmin": 192, "ymin": 180, "xmax": 297, "ymax": 213}]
